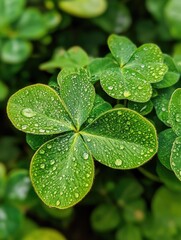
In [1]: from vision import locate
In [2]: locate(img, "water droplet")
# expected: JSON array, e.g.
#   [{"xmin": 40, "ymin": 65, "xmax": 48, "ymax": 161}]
[
  {"xmin": 50, "ymin": 160, "xmax": 55, "ymax": 165},
  {"xmin": 176, "ymin": 114, "xmax": 181, "ymax": 123},
  {"xmin": 115, "ymin": 159, "xmax": 123, "ymax": 166},
  {"xmin": 52, "ymin": 166, "xmax": 56, "ymax": 171},
  {"xmin": 21, "ymin": 108, "xmax": 36, "ymax": 118},
  {"xmin": 40, "ymin": 164, "xmax": 45, "ymax": 169},
  {"xmin": 120, "ymin": 145, "xmax": 124, "ymax": 150},
  {"xmin": 124, "ymin": 91, "xmax": 131, "ymax": 97},
  {"xmin": 47, "ymin": 144, "xmax": 52, "ymax": 149},
  {"xmin": 75, "ymin": 193, "xmax": 79, "ymax": 198},
  {"xmin": 39, "ymin": 129, "xmax": 45, "ymax": 133},
  {"xmin": 117, "ymin": 111, "xmax": 123, "ymax": 115},
  {"xmin": 40, "ymin": 149, "xmax": 45, "ymax": 154},
  {"xmin": 22, "ymin": 125, "xmax": 27, "ymax": 130},
  {"xmin": 161, "ymin": 107, "xmax": 166, "ymax": 112},
  {"xmin": 87, "ymin": 138, "xmax": 91, "ymax": 142},
  {"xmin": 83, "ymin": 152, "xmax": 89, "ymax": 159},
  {"xmin": 108, "ymin": 86, "xmax": 113, "ymax": 90},
  {"xmin": 56, "ymin": 200, "xmax": 60, "ymax": 206}
]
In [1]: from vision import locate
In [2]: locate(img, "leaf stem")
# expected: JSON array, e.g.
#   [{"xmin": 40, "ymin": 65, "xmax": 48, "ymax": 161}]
[{"xmin": 138, "ymin": 167, "xmax": 161, "ymax": 183}]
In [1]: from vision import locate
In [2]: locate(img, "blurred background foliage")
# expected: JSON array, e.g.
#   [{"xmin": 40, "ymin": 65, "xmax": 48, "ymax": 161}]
[{"xmin": 0, "ymin": 0, "xmax": 181, "ymax": 239}]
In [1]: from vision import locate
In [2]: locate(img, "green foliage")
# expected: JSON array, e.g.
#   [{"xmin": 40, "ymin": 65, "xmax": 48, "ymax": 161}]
[{"xmin": 2, "ymin": 0, "xmax": 181, "ymax": 239}]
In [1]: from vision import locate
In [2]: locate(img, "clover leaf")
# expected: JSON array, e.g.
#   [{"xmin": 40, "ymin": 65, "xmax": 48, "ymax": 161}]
[
  {"xmin": 7, "ymin": 71, "xmax": 158, "ymax": 208},
  {"xmin": 99, "ymin": 34, "xmax": 168, "ymax": 102}
]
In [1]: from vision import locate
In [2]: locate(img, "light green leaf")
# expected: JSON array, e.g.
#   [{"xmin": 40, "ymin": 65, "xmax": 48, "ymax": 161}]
[
  {"xmin": 153, "ymin": 54, "xmax": 180, "ymax": 89},
  {"xmin": 1, "ymin": 39, "xmax": 32, "ymax": 64},
  {"xmin": 15, "ymin": 8, "xmax": 47, "ymax": 40},
  {"xmin": 152, "ymin": 87, "xmax": 176, "ymax": 126},
  {"xmin": 170, "ymin": 137, "xmax": 181, "ymax": 180},
  {"xmin": 165, "ymin": 0, "xmax": 181, "ymax": 39},
  {"xmin": 168, "ymin": 88, "xmax": 181, "ymax": 135},
  {"xmin": 40, "ymin": 46, "xmax": 89, "ymax": 71},
  {"xmin": 91, "ymin": 204, "xmax": 121, "ymax": 232},
  {"xmin": 0, "ymin": 0, "xmax": 25, "ymax": 27},
  {"xmin": 59, "ymin": 71, "xmax": 95, "ymax": 130},
  {"xmin": 0, "ymin": 81, "xmax": 8, "ymax": 101},
  {"xmin": 108, "ymin": 34, "xmax": 136, "ymax": 66},
  {"xmin": 158, "ymin": 128, "xmax": 177, "ymax": 169},
  {"xmin": 23, "ymin": 228, "xmax": 66, "ymax": 240},
  {"xmin": 128, "ymin": 100, "xmax": 153, "ymax": 115},
  {"xmin": 7, "ymin": 84, "xmax": 74, "ymax": 134},
  {"xmin": 81, "ymin": 109, "xmax": 158, "ymax": 169},
  {"xmin": 146, "ymin": 0, "xmax": 167, "ymax": 21},
  {"xmin": 59, "ymin": 0, "xmax": 107, "ymax": 18},
  {"xmin": 44, "ymin": 10, "xmax": 62, "ymax": 30},
  {"xmin": 30, "ymin": 133, "xmax": 94, "ymax": 209}
]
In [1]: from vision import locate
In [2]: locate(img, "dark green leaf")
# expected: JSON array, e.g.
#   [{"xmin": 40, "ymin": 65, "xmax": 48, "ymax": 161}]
[
  {"xmin": 128, "ymin": 100, "xmax": 153, "ymax": 115},
  {"xmin": 170, "ymin": 137, "xmax": 181, "ymax": 180},
  {"xmin": 116, "ymin": 224, "xmax": 142, "ymax": 240}
]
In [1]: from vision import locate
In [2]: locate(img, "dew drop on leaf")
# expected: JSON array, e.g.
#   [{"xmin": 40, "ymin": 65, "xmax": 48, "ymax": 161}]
[
  {"xmin": 176, "ymin": 114, "xmax": 181, "ymax": 123},
  {"xmin": 83, "ymin": 152, "xmax": 89, "ymax": 159},
  {"xmin": 75, "ymin": 193, "xmax": 79, "ymax": 198},
  {"xmin": 21, "ymin": 108, "xmax": 36, "ymax": 118},
  {"xmin": 22, "ymin": 125, "xmax": 27, "ymax": 130},
  {"xmin": 115, "ymin": 159, "xmax": 123, "ymax": 166},
  {"xmin": 108, "ymin": 86, "xmax": 113, "ymax": 90},
  {"xmin": 40, "ymin": 149, "xmax": 45, "ymax": 154},
  {"xmin": 56, "ymin": 200, "xmax": 60, "ymax": 206},
  {"xmin": 123, "ymin": 91, "xmax": 131, "ymax": 97},
  {"xmin": 40, "ymin": 163, "xmax": 45, "ymax": 169}
]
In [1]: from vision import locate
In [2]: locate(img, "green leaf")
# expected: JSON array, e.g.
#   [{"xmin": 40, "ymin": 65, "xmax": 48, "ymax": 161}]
[
  {"xmin": 153, "ymin": 54, "xmax": 180, "ymax": 89},
  {"xmin": 1, "ymin": 39, "xmax": 32, "ymax": 64},
  {"xmin": 152, "ymin": 186, "xmax": 181, "ymax": 228},
  {"xmin": 92, "ymin": 2, "xmax": 131, "ymax": 34},
  {"xmin": 168, "ymin": 88, "xmax": 181, "ymax": 135},
  {"xmin": 23, "ymin": 228, "xmax": 66, "ymax": 240},
  {"xmin": 7, "ymin": 84, "xmax": 74, "ymax": 134},
  {"xmin": 59, "ymin": 0, "xmax": 107, "ymax": 18},
  {"xmin": 5, "ymin": 169, "xmax": 37, "ymax": 207},
  {"xmin": 152, "ymin": 87, "xmax": 176, "ymax": 126},
  {"xmin": 81, "ymin": 109, "xmax": 158, "ymax": 169},
  {"xmin": 59, "ymin": 70, "xmax": 95, "ymax": 130},
  {"xmin": 0, "ymin": 0, "xmax": 25, "ymax": 27},
  {"xmin": 156, "ymin": 162, "xmax": 181, "ymax": 192},
  {"xmin": 0, "ymin": 163, "xmax": 6, "ymax": 199},
  {"xmin": 128, "ymin": 100, "xmax": 153, "ymax": 115},
  {"xmin": 0, "ymin": 81, "xmax": 8, "ymax": 101},
  {"xmin": 146, "ymin": 0, "xmax": 167, "ymax": 21},
  {"xmin": 165, "ymin": 0, "xmax": 181, "ymax": 39},
  {"xmin": 100, "ymin": 35, "xmax": 168, "ymax": 102},
  {"xmin": 43, "ymin": 11, "xmax": 62, "ymax": 30},
  {"xmin": 0, "ymin": 204, "xmax": 23, "ymax": 239},
  {"xmin": 108, "ymin": 34, "xmax": 137, "ymax": 66},
  {"xmin": 158, "ymin": 128, "xmax": 177, "ymax": 169},
  {"xmin": 170, "ymin": 137, "xmax": 181, "ymax": 180},
  {"xmin": 91, "ymin": 203, "xmax": 121, "ymax": 232},
  {"xmin": 30, "ymin": 133, "xmax": 94, "ymax": 209},
  {"xmin": 40, "ymin": 46, "xmax": 89, "ymax": 71},
  {"xmin": 26, "ymin": 134, "xmax": 57, "ymax": 150},
  {"xmin": 15, "ymin": 8, "xmax": 47, "ymax": 40},
  {"xmin": 116, "ymin": 224, "xmax": 142, "ymax": 240}
]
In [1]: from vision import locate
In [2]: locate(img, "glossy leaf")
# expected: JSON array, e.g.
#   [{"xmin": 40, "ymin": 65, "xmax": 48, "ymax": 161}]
[
  {"xmin": 1, "ymin": 39, "xmax": 32, "ymax": 64},
  {"xmin": 7, "ymin": 84, "xmax": 74, "ymax": 134},
  {"xmin": 30, "ymin": 133, "xmax": 94, "ymax": 209},
  {"xmin": 15, "ymin": 8, "xmax": 47, "ymax": 40},
  {"xmin": 82, "ymin": 109, "xmax": 158, "ymax": 169},
  {"xmin": 152, "ymin": 87, "xmax": 176, "ymax": 126},
  {"xmin": 0, "ymin": 0, "xmax": 25, "ymax": 27},
  {"xmin": 59, "ymin": 0, "xmax": 107, "ymax": 18},
  {"xmin": 100, "ymin": 35, "xmax": 168, "ymax": 102},
  {"xmin": 171, "ymin": 137, "xmax": 181, "ymax": 180},
  {"xmin": 153, "ymin": 54, "xmax": 180, "ymax": 89},
  {"xmin": 23, "ymin": 228, "xmax": 66, "ymax": 240},
  {"xmin": 168, "ymin": 88, "xmax": 181, "ymax": 135},
  {"xmin": 158, "ymin": 128, "xmax": 177, "ymax": 169},
  {"xmin": 128, "ymin": 100, "xmax": 153, "ymax": 116},
  {"xmin": 59, "ymin": 71, "xmax": 95, "ymax": 129},
  {"xmin": 26, "ymin": 134, "xmax": 57, "ymax": 150},
  {"xmin": 91, "ymin": 204, "xmax": 121, "ymax": 232}
]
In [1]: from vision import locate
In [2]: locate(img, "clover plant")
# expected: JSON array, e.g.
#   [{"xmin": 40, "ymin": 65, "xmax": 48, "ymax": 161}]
[{"xmin": 7, "ymin": 34, "xmax": 180, "ymax": 209}]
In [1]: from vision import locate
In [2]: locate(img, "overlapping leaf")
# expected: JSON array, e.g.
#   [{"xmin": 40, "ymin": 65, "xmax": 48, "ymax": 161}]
[{"xmin": 100, "ymin": 34, "xmax": 168, "ymax": 102}]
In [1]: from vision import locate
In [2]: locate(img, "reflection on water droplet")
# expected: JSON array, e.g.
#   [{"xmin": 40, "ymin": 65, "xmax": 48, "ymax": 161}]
[
  {"xmin": 117, "ymin": 111, "xmax": 122, "ymax": 115},
  {"xmin": 40, "ymin": 164, "xmax": 45, "ymax": 169},
  {"xmin": 40, "ymin": 149, "xmax": 45, "ymax": 154},
  {"xmin": 50, "ymin": 160, "xmax": 55, "ymax": 165},
  {"xmin": 161, "ymin": 107, "xmax": 166, "ymax": 112},
  {"xmin": 47, "ymin": 144, "xmax": 52, "ymax": 149},
  {"xmin": 56, "ymin": 200, "xmax": 60, "ymax": 206},
  {"xmin": 87, "ymin": 138, "xmax": 91, "ymax": 142},
  {"xmin": 22, "ymin": 108, "xmax": 36, "ymax": 118},
  {"xmin": 124, "ymin": 91, "xmax": 131, "ymax": 97},
  {"xmin": 108, "ymin": 86, "xmax": 113, "ymax": 90},
  {"xmin": 120, "ymin": 145, "xmax": 124, "ymax": 150},
  {"xmin": 22, "ymin": 125, "xmax": 27, "ymax": 130},
  {"xmin": 176, "ymin": 114, "xmax": 181, "ymax": 123},
  {"xmin": 115, "ymin": 159, "xmax": 123, "ymax": 166},
  {"xmin": 83, "ymin": 152, "xmax": 89, "ymax": 159},
  {"xmin": 75, "ymin": 193, "xmax": 79, "ymax": 198}
]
